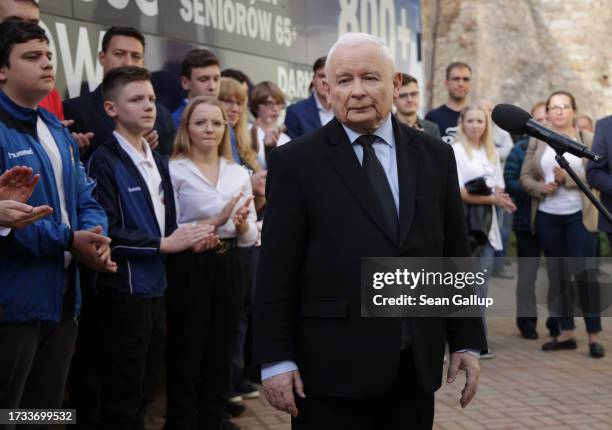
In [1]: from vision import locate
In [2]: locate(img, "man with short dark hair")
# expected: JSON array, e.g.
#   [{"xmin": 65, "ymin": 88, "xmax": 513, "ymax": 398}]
[
  {"xmin": 88, "ymin": 65, "xmax": 214, "ymax": 429},
  {"xmin": 284, "ymin": 56, "xmax": 332, "ymax": 139},
  {"xmin": 63, "ymin": 26, "xmax": 177, "ymax": 160},
  {"xmin": 0, "ymin": 0, "xmax": 65, "ymax": 119},
  {"xmin": 425, "ymin": 61, "xmax": 472, "ymax": 144},
  {"xmin": 173, "ymin": 48, "xmax": 221, "ymax": 126},
  {"xmin": 0, "ymin": 20, "xmax": 114, "ymax": 413},
  {"xmin": 394, "ymin": 73, "xmax": 440, "ymax": 139}
]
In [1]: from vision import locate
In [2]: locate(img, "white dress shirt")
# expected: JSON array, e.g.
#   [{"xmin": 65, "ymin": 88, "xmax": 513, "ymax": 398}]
[
  {"xmin": 313, "ymin": 91, "xmax": 334, "ymax": 126},
  {"xmin": 114, "ymin": 131, "xmax": 165, "ymax": 237},
  {"xmin": 169, "ymin": 156, "xmax": 257, "ymax": 246},
  {"xmin": 39, "ymin": 117, "xmax": 72, "ymax": 268}
]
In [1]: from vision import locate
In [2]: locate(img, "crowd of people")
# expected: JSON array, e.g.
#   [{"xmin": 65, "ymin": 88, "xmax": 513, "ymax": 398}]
[{"xmin": 0, "ymin": 1, "xmax": 609, "ymax": 429}]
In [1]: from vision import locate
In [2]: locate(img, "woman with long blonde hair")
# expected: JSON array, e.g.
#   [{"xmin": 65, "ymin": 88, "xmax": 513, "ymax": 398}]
[
  {"xmin": 166, "ymin": 96, "xmax": 257, "ymax": 429},
  {"xmin": 219, "ymin": 77, "xmax": 261, "ymax": 172},
  {"xmin": 452, "ymin": 104, "xmax": 516, "ymax": 359}
]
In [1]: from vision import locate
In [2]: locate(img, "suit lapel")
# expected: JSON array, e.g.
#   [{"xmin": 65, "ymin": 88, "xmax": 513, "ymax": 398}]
[
  {"xmin": 393, "ymin": 117, "xmax": 418, "ymax": 247},
  {"xmin": 326, "ymin": 119, "xmax": 397, "ymax": 245}
]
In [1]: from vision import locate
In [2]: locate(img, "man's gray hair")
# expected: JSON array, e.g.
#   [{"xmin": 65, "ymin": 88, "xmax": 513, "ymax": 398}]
[{"xmin": 326, "ymin": 32, "xmax": 395, "ymax": 74}]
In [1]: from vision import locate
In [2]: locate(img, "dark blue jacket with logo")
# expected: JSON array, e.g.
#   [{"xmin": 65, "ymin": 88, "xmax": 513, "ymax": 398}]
[
  {"xmin": 87, "ymin": 135, "xmax": 178, "ymax": 297},
  {"xmin": 0, "ymin": 90, "xmax": 108, "ymax": 323}
]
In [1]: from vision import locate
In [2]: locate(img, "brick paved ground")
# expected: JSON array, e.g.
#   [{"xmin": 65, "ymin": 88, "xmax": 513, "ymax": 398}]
[{"xmin": 231, "ymin": 316, "xmax": 612, "ymax": 430}]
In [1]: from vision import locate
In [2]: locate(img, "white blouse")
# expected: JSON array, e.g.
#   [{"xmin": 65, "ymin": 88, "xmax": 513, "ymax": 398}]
[
  {"xmin": 169, "ymin": 157, "xmax": 257, "ymax": 246},
  {"xmin": 248, "ymin": 123, "xmax": 291, "ymax": 169},
  {"xmin": 452, "ymin": 142, "xmax": 504, "ymax": 251},
  {"xmin": 538, "ymin": 145, "xmax": 583, "ymax": 215}
]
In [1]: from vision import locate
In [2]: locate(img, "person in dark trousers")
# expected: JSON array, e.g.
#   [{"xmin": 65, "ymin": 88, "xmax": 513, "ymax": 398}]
[
  {"xmin": 504, "ymin": 101, "xmax": 558, "ymax": 339},
  {"xmin": 254, "ymin": 33, "xmax": 485, "ymax": 430},
  {"xmin": 0, "ymin": 20, "xmax": 114, "ymax": 415},
  {"xmin": 63, "ymin": 26, "xmax": 176, "ymax": 160},
  {"xmin": 87, "ymin": 66, "xmax": 215, "ymax": 429}
]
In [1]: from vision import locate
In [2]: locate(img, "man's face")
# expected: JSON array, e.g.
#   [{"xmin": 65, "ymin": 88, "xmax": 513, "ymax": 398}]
[
  {"xmin": 312, "ymin": 67, "xmax": 327, "ymax": 101},
  {"xmin": 0, "ymin": 39, "xmax": 54, "ymax": 103},
  {"xmin": 0, "ymin": 1, "xmax": 40, "ymax": 23},
  {"xmin": 445, "ymin": 66, "xmax": 471, "ymax": 102},
  {"xmin": 324, "ymin": 43, "xmax": 401, "ymax": 133},
  {"xmin": 182, "ymin": 65, "xmax": 221, "ymax": 98},
  {"xmin": 394, "ymin": 82, "xmax": 419, "ymax": 116},
  {"xmin": 104, "ymin": 80, "xmax": 157, "ymax": 135},
  {"xmin": 98, "ymin": 35, "xmax": 145, "ymax": 76}
]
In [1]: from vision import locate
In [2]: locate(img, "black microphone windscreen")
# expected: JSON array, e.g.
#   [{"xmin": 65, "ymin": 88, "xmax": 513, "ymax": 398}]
[{"xmin": 491, "ymin": 104, "xmax": 532, "ymax": 135}]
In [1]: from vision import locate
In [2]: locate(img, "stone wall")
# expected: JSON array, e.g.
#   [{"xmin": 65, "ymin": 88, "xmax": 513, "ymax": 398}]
[{"xmin": 420, "ymin": 0, "xmax": 612, "ymax": 121}]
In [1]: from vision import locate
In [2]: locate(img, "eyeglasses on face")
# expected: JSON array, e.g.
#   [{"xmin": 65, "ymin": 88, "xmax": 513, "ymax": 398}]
[
  {"xmin": 261, "ymin": 100, "xmax": 285, "ymax": 109},
  {"xmin": 547, "ymin": 104, "xmax": 572, "ymax": 112}
]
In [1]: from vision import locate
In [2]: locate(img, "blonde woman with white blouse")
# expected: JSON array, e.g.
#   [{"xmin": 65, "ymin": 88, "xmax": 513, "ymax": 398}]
[{"xmin": 165, "ymin": 96, "xmax": 257, "ymax": 429}]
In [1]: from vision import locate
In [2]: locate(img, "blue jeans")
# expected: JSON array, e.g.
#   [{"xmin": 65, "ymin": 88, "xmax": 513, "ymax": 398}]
[{"xmin": 536, "ymin": 210, "xmax": 602, "ymax": 334}]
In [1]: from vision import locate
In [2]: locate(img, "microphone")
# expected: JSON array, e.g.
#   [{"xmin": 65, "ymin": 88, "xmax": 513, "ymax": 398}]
[{"xmin": 491, "ymin": 104, "xmax": 601, "ymax": 162}]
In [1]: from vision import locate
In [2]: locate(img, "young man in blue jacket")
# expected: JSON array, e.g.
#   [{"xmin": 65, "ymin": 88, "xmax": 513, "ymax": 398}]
[
  {"xmin": 87, "ymin": 66, "xmax": 215, "ymax": 429},
  {"xmin": 0, "ymin": 21, "xmax": 115, "ymax": 412}
]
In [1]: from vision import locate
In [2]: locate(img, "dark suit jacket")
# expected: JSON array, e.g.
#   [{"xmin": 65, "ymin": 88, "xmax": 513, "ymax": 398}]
[
  {"xmin": 63, "ymin": 85, "xmax": 177, "ymax": 162},
  {"xmin": 253, "ymin": 116, "xmax": 486, "ymax": 398},
  {"xmin": 284, "ymin": 94, "xmax": 321, "ymax": 139},
  {"xmin": 587, "ymin": 115, "xmax": 612, "ymax": 232}
]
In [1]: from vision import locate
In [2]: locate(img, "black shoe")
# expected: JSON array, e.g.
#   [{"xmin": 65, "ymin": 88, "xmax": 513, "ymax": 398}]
[
  {"xmin": 225, "ymin": 400, "xmax": 246, "ymax": 418},
  {"xmin": 222, "ymin": 418, "xmax": 241, "ymax": 430},
  {"xmin": 236, "ymin": 379, "xmax": 259, "ymax": 399},
  {"xmin": 589, "ymin": 342, "xmax": 605, "ymax": 358},
  {"xmin": 521, "ymin": 331, "xmax": 539, "ymax": 340},
  {"xmin": 542, "ymin": 338, "xmax": 577, "ymax": 351}
]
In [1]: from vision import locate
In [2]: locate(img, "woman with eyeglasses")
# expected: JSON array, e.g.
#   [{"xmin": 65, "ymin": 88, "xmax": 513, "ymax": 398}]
[
  {"xmin": 520, "ymin": 90, "xmax": 603, "ymax": 358},
  {"xmin": 452, "ymin": 104, "xmax": 516, "ymax": 359},
  {"xmin": 249, "ymin": 81, "xmax": 291, "ymax": 168},
  {"xmin": 165, "ymin": 96, "xmax": 258, "ymax": 429}
]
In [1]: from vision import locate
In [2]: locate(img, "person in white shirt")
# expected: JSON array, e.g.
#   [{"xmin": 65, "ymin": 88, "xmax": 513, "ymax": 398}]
[
  {"xmin": 167, "ymin": 96, "xmax": 257, "ymax": 429},
  {"xmin": 452, "ymin": 104, "xmax": 516, "ymax": 358},
  {"xmin": 248, "ymin": 81, "xmax": 291, "ymax": 169},
  {"xmin": 520, "ymin": 91, "xmax": 604, "ymax": 358}
]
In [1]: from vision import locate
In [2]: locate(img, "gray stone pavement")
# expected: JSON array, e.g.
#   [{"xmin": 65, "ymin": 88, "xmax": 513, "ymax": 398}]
[{"xmin": 232, "ymin": 316, "xmax": 612, "ymax": 430}]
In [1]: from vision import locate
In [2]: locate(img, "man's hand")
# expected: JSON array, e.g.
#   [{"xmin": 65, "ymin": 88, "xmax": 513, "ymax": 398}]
[
  {"xmin": 96, "ymin": 242, "xmax": 117, "ymax": 273},
  {"xmin": 447, "ymin": 351, "xmax": 480, "ymax": 408},
  {"xmin": 63, "ymin": 119, "xmax": 94, "ymax": 154},
  {"xmin": 160, "ymin": 224, "xmax": 213, "ymax": 254},
  {"xmin": 71, "ymin": 226, "xmax": 115, "ymax": 272},
  {"xmin": 0, "ymin": 166, "xmax": 40, "ymax": 202},
  {"xmin": 144, "ymin": 129, "xmax": 160, "ymax": 152},
  {"xmin": 262, "ymin": 370, "xmax": 305, "ymax": 417},
  {"xmin": 0, "ymin": 200, "xmax": 53, "ymax": 228}
]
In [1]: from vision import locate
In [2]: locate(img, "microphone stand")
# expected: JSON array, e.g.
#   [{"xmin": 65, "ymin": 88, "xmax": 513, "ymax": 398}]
[{"xmin": 554, "ymin": 151, "xmax": 612, "ymax": 225}]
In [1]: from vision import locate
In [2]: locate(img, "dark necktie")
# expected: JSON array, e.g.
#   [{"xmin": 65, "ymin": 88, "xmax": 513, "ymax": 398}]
[
  {"xmin": 356, "ymin": 135, "xmax": 412, "ymax": 349},
  {"xmin": 356, "ymin": 134, "xmax": 399, "ymax": 241}
]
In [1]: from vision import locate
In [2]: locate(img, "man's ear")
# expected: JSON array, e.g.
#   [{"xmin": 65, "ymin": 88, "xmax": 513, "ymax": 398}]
[
  {"xmin": 180, "ymin": 76, "xmax": 190, "ymax": 92},
  {"xmin": 392, "ymin": 72, "xmax": 402, "ymax": 99},
  {"xmin": 103, "ymin": 100, "xmax": 116, "ymax": 118},
  {"xmin": 97, "ymin": 51, "xmax": 105, "ymax": 66}
]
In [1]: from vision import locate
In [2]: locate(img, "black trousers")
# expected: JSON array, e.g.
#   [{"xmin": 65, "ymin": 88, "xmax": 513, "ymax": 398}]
[
  {"xmin": 292, "ymin": 349, "xmax": 434, "ymax": 430},
  {"xmin": 515, "ymin": 231, "xmax": 541, "ymax": 334},
  {"xmin": 98, "ymin": 294, "xmax": 165, "ymax": 430},
  {"xmin": 0, "ymin": 318, "xmax": 77, "ymax": 430},
  {"xmin": 165, "ymin": 246, "xmax": 243, "ymax": 430}
]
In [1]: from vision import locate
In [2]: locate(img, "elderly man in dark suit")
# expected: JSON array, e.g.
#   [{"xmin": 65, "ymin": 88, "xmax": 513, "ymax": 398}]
[
  {"xmin": 284, "ymin": 56, "xmax": 333, "ymax": 139},
  {"xmin": 587, "ymin": 115, "xmax": 612, "ymax": 243},
  {"xmin": 253, "ymin": 32, "xmax": 485, "ymax": 430}
]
